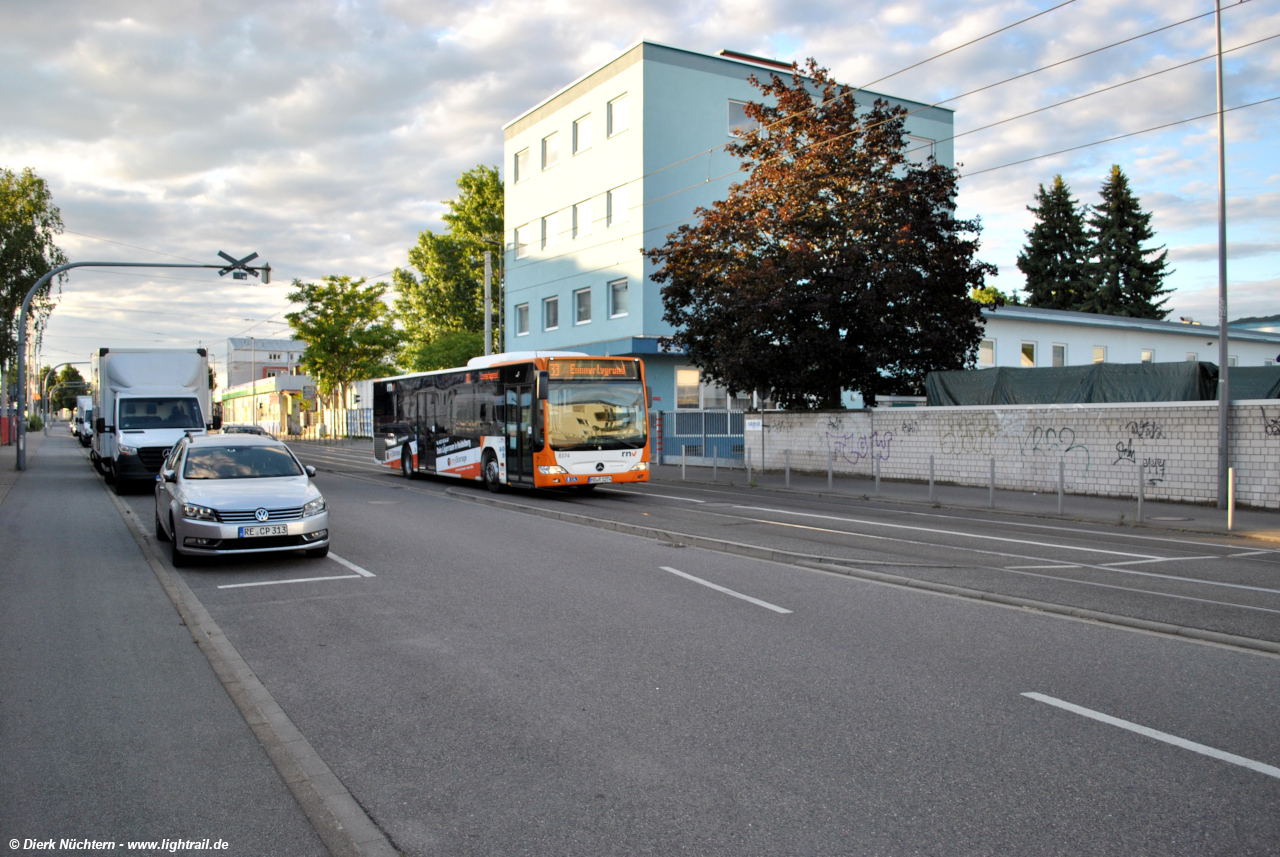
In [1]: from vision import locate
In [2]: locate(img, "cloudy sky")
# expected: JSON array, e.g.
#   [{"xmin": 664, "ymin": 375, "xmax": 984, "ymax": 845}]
[{"xmin": 3, "ymin": 0, "xmax": 1277, "ymax": 381}]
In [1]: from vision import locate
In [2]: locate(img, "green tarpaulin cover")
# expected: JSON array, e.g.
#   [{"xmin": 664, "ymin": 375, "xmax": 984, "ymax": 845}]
[
  {"xmin": 1228, "ymin": 366, "xmax": 1280, "ymax": 400},
  {"xmin": 925, "ymin": 362, "xmax": 1222, "ymax": 406}
]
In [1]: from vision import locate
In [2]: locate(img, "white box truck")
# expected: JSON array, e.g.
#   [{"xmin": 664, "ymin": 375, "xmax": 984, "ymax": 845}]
[
  {"xmin": 73, "ymin": 394, "xmax": 94, "ymax": 447},
  {"xmin": 91, "ymin": 348, "xmax": 219, "ymax": 493}
]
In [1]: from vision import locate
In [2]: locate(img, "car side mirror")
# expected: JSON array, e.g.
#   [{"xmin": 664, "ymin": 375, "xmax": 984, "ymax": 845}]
[
  {"xmin": 536, "ymin": 371, "xmax": 549, "ymax": 401},
  {"xmin": 162, "ymin": 469, "xmax": 177, "ymax": 483},
  {"xmin": 305, "ymin": 465, "xmax": 316, "ymax": 477},
  {"xmin": 95, "ymin": 417, "xmax": 106, "ymax": 433}
]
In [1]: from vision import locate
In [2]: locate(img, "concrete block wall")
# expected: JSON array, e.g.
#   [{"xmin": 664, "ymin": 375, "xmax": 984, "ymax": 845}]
[{"xmin": 743, "ymin": 401, "xmax": 1280, "ymax": 509}]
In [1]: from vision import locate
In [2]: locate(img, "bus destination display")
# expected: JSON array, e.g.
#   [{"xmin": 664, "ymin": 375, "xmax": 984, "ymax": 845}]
[{"xmin": 548, "ymin": 359, "xmax": 639, "ymax": 380}]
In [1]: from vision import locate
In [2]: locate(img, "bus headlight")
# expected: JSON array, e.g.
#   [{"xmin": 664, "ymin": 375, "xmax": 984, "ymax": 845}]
[
  {"xmin": 628, "ymin": 461, "xmax": 649, "ymax": 471},
  {"xmin": 538, "ymin": 465, "xmax": 568, "ymax": 475}
]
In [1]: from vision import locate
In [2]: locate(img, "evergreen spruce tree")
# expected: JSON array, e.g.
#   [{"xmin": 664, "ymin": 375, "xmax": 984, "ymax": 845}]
[
  {"xmin": 1084, "ymin": 165, "xmax": 1172, "ymax": 318},
  {"xmin": 1016, "ymin": 175, "xmax": 1091, "ymax": 310}
]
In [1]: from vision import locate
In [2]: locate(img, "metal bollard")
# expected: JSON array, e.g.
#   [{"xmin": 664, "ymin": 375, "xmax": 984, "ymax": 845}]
[
  {"xmin": 1058, "ymin": 458, "xmax": 1064, "ymax": 516},
  {"xmin": 1228, "ymin": 467, "xmax": 1235, "ymax": 531},
  {"xmin": 1137, "ymin": 463, "xmax": 1144, "ymax": 524},
  {"xmin": 929, "ymin": 455, "xmax": 935, "ymax": 503},
  {"xmin": 989, "ymin": 457, "xmax": 995, "ymax": 509},
  {"xmin": 747, "ymin": 447, "xmax": 752, "ymax": 484},
  {"xmin": 712, "ymin": 447, "xmax": 718, "ymax": 482},
  {"xmin": 785, "ymin": 449, "xmax": 790, "ymax": 488},
  {"xmin": 682, "ymin": 447, "xmax": 686, "ymax": 481},
  {"xmin": 828, "ymin": 449, "xmax": 833, "ymax": 491},
  {"xmin": 874, "ymin": 455, "xmax": 880, "ymax": 496}
]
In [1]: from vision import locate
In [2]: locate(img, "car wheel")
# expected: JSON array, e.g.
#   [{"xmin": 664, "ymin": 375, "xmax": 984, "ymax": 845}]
[
  {"xmin": 170, "ymin": 516, "xmax": 189, "ymax": 567},
  {"xmin": 483, "ymin": 453, "xmax": 505, "ymax": 493},
  {"xmin": 401, "ymin": 446, "xmax": 415, "ymax": 479},
  {"xmin": 155, "ymin": 506, "xmax": 170, "ymax": 542},
  {"xmin": 304, "ymin": 544, "xmax": 329, "ymax": 559}
]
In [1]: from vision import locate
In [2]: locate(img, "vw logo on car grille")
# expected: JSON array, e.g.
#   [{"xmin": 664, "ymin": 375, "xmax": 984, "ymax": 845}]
[
  {"xmin": 595, "ymin": 462, "xmax": 605, "ymax": 472},
  {"xmin": 254, "ymin": 508, "xmax": 270, "ymax": 522}
]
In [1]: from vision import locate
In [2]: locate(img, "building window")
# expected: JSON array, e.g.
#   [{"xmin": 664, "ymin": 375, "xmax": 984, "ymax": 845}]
[
  {"xmin": 906, "ymin": 135, "xmax": 936, "ymax": 165},
  {"xmin": 1052, "ymin": 344, "xmax": 1066, "ymax": 367},
  {"xmin": 542, "ymin": 132, "xmax": 559, "ymax": 170},
  {"xmin": 1021, "ymin": 342, "xmax": 1036, "ymax": 367},
  {"xmin": 607, "ymin": 186, "xmax": 628, "ymax": 226},
  {"xmin": 608, "ymin": 94, "xmax": 628, "ymax": 136},
  {"xmin": 542, "ymin": 211, "xmax": 560, "ymax": 250},
  {"xmin": 573, "ymin": 114, "xmax": 591, "ymax": 154},
  {"xmin": 574, "ymin": 288, "xmax": 591, "ymax": 324},
  {"xmin": 514, "ymin": 148, "xmax": 530, "ymax": 183},
  {"xmin": 609, "ymin": 279, "xmax": 628, "ymax": 317},
  {"xmin": 728, "ymin": 100, "xmax": 759, "ymax": 136},
  {"xmin": 515, "ymin": 224, "xmax": 532, "ymax": 259},
  {"xmin": 978, "ymin": 339, "xmax": 994, "ymax": 366},
  {"xmin": 543, "ymin": 296, "xmax": 559, "ymax": 331},
  {"xmin": 1267, "ymin": 359, "xmax": 1276, "ymax": 366},
  {"xmin": 1141, "ymin": 348, "xmax": 1154, "ymax": 363},
  {"xmin": 268, "ymin": 353, "xmax": 282, "ymax": 361},
  {"xmin": 1186, "ymin": 352, "xmax": 1198, "ymax": 362},
  {"xmin": 1092, "ymin": 346, "xmax": 1106, "ymax": 363},
  {"xmin": 676, "ymin": 368, "xmax": 701, "ymax": 409},
  {"xmin": 1228, "ymin": 355, "xmax": 1238, "ymax": 367},
  {"xmin": 573, "ymin": 199, "xmax": 592, "ymax": 238},
  {"xmin": 515, "ymin": 303, "xmax": 529, "ymax": 336}
]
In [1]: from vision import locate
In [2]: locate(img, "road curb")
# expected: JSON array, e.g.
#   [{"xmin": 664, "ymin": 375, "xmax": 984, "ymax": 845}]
[
  {"xmin": 100, "ymin": 479, "xmax": 401, "ymax": 857},
  {"xmin": 449, "ymin": 489, "xmax": 1280, "ymax": 659}
]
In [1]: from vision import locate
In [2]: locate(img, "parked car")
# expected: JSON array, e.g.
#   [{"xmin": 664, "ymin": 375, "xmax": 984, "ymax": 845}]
[
  {"xmin": 221, "ymin": 424, "xmax": 275, "ymax": 438},
  {"xmin": 154, "ymin": 434, "xmax": 328, "ymax": 566}
]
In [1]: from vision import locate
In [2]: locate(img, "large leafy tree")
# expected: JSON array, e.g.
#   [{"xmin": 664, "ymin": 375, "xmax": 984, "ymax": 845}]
[
  {"xmin": 1084, "ymin": 165, "xmax": 1171, "ymax": 318},
  {"xmin": 51, "ymin": 364, "xmax": 87, "ymax": 411},
  {"xmin": 285, "ymin": 276, "xmax": 401, "ymax": 409},
  {"xmin": 1016, "ymin": 175, "xmax": 1092, "ymax": 310},
  {"xmin": 394, "ymin": 165, "xmax": 503, "ymax": 371},
  {"xmin": 1, "ymin": 167, "xmax": 67, "ymax": 375},
  {"xmin": 650, "ymin": 60, "xmax": 996, "ymax": 408}
]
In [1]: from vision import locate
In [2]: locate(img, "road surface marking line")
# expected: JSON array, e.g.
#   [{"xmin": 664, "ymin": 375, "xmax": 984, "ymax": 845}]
[
  {"xmin": 1101, "ymin": 556, "xmax": 1218, "ymax": 566},
  {"xmin": 732, "ymin": 505, "xmax": 1156, "ymax": 558},
  {"xmin": 994, "ymin": 568, "xmax": 1280, "ymax": 615},
  {"xmin": 329, "ymin": 553, "xmax": 376, "ymax": 577},
  {"xmin": 1230, "ymin": 551, "xmax": 1270, "ymax": 557},
  {"xmin": 605, "ymin": 489, "xmax": 705, "ymax": 503},
  {"xmin": 218, "ymin": 574, "xmax": 362, "ymax": 589},
  {"xmin": 659, "ymin": 566, "xmax": 792, "ymax": 614},
  {"xmin": 1005, "ymin": 565, "xmax": 1083, "ymax": 570},
  {"xmin": 1023, "ymin": 692, "xmax": 1280, "ymax": 780}
]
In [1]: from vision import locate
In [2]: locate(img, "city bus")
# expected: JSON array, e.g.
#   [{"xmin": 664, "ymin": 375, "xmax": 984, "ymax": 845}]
[{"xmin": 371, "ymin": 351, "xmax": 650, "ymax": 491}]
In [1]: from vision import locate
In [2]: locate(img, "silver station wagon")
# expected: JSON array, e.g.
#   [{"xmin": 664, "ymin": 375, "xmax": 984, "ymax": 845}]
[{"xmin": 154, "ymin": 434, "xmax": 329, "ymax": 566}]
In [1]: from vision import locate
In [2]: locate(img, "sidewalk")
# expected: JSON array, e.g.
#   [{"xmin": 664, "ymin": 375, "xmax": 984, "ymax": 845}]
[
  {"xmin": 0, "ymin": 428, "xmax": 45, "ymax": 507},
  {"xmin": 652, "ymin": 461, "xmax": 1280, "ymax": 542}
]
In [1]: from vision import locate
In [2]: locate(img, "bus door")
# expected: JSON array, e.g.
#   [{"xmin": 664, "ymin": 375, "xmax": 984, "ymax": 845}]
[
  {"xmin": 504, "ymin": 384, "xmax": 534, "ymax": 484},
  {"xmin": 421, "ymin": 391, "xmax": 439, "ymax": 472}
]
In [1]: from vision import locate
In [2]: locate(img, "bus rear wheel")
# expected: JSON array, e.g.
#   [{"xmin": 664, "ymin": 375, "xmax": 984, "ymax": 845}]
[{"xmin": 483, "ymin": 453, "xmax": 505, "ymax": 493}]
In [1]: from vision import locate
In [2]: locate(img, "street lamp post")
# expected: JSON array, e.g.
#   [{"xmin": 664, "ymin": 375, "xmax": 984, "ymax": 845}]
[
  {"xmin": 1215, "ymin": 0, "xmax": 1230, "ymax": 509},
  {"xmin": 13, "ymin": 253, "xmax": 270, "ymax": 470}
]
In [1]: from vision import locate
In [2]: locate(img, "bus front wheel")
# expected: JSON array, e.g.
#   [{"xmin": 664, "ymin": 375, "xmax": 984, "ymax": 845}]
[
  {"xmin": 400, "ymin": 446, "xmax": 415, "ymax": 479},
  {"xmin": 483, "ymin": 453, "xmax": 505, "ymax": 494}
]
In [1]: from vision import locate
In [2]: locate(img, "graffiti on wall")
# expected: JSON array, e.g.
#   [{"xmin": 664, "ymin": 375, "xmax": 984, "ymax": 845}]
[
  {"xmin": 1125, "ymin": 419, "xmax": 1165, "ymax": 440},
  {"xmin": 1113, "ymin": 416, "xmax": 1171, "ymax": 483},
  {"xmin": 828, "ymin": 430, "xmax": 893, "ymax": 465},
  {"xmin": 938, "ymin": 417, "xmax": 1091, "ymax": 468},
  {"xmin": 1262, "ymin": 407, "xmax": 1280, "ymax": 438}
]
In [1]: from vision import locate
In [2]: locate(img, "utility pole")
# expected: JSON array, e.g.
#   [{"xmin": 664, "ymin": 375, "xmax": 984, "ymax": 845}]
[
  {"xmin": 252, "ymin": 336, "xmax": 258, "ymax": 428},
  {"xmin": 484, "ymin": 251, "xmax": 493, "ymax": 356},
  {"xmin": 1214, "ymin": 0, "xmax": 1230, "ymax": 509}
]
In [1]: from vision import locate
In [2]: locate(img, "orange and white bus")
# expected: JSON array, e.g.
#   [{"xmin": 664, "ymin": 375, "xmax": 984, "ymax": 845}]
[{"xmin": 371, "ymin": 351, "xmax": 651, "ymax": 490}]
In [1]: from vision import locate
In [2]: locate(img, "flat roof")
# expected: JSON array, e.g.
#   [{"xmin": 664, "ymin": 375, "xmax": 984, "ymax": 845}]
[{"xmin": 984, "ymin": 305, "xmax": 1280, "ymax": 344}]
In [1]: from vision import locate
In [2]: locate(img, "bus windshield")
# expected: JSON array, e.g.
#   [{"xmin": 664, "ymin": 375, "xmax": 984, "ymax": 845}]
[{"xmin": 546, "ymin": 380, "xmax": 646, "ymax": 451}]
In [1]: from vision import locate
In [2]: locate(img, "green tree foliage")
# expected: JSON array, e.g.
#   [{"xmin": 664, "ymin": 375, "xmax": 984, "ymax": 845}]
[
  {"xmin": 1016, "ymin": 175, "xmax": 1091, "ymax": 310},
  {"xmin": 394, "ymin": 165, "xmax": 503, "ymax": 371},
  {"xmin": 970, "ymin": 285, "xmax": 1019, "ymax": 307},
  {"xmin": 650, "ymin": 61, "xmax": 996, "ymax": 408},
  {"xmin": 0, "ymin": 167, "xmax": 67, "ymax": 374},
  {"xmin": 285, "ymin": 276, "xmax": 401, "ymax": 408},
  {"xmin": 51, "ymin": 364, "xmax": 87, "ymax": 411},
  {"xmin": 1084, "ymin": 165, "xmax": 1172, "ymax": 319}
]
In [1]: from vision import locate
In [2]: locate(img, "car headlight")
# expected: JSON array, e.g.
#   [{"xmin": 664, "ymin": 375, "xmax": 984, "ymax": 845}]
[
  {"xmin": 118, "ymin": 444, "xmax": 137, "ymax": 455},
  {"xmin": 182, "ymin": 503, "xmax": 217, "ymax": 521},
  {"xmin": 629, "ymin": 461, "xmax": 649, "ymax": 471},
  {"xmin": 303, "ymin": 497, "xmax": 326, "ymax": 517},
  {"xmin": 537, "ymin": 465, "xmax": 568, "ymax": 475}
]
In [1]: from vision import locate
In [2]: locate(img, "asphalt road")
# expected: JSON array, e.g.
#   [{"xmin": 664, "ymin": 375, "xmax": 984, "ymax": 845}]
[{"xmin": 91, "ymin": 436, "xmax": 1280, "ymax": 855}]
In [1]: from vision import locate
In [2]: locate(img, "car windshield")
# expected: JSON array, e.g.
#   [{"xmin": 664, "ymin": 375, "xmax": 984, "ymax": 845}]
[
  {"xmin": 119, "ymin": 397, "xmax": 202, "ymax": 429},
  {"xmin": 545, "ymin": 380, "xmax": 647, "ymax": 451},
  {"xmin": 183, "ymin": 445, "xmax": 303, "ymax": 479}
]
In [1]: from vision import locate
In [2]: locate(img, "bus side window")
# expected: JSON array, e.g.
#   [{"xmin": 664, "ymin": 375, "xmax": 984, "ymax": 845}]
[{"xmin": 438, "ymin": 392, "xmax": 454, "ymax": 437}]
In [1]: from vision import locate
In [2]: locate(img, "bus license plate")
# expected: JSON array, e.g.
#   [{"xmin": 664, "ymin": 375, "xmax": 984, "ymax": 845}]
[
  {"xmin": 588, "ymin": 476, "xmax": 612, "ymax": 484},
  {"xmin": 239, "ymin": 525, "xmax": 289, "ymax": 538}
]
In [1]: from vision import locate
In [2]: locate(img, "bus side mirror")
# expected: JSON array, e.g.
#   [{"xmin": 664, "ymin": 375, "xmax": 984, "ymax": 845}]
[
  {"xmin": 646, "ymin": 386, "xmax": 652, "ymax": 409},
  {"xmin": 211, "ymin": 415, "xmax": 223, "ymax": 430},
  {"xmin": 536, "ymin": 371, "xmax": 549, "ymax": 401}
]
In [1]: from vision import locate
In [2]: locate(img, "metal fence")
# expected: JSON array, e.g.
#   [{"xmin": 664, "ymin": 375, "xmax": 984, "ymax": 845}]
[
  {"xmin": 656, "ymin": 410, "xmax": 746, "ymax": 466},
  {"xmin": 279, "ymin": 407, "xmax": 373, "ymax": 441}
]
